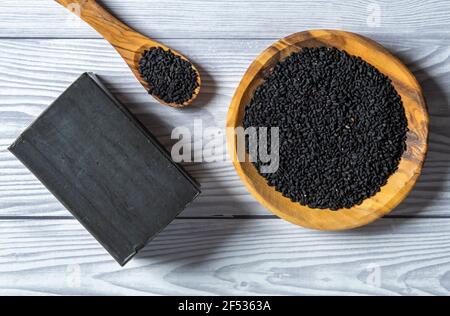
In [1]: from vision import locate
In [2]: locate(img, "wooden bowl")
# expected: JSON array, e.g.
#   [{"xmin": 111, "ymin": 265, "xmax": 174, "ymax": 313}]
[{"xmin": 226, "ymin": 30, "xmax": 429, "ymax": 230}]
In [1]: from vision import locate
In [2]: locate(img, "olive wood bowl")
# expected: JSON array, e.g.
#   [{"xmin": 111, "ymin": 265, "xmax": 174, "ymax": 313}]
[{"xmin": 226, "ymin": 30, "xmax": 428, "ymax": 230}]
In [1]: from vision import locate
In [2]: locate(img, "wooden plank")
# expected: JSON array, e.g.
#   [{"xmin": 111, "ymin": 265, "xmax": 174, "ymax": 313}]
[
  {"xmin": 0, "ymin": 0, "xmax": 449, "ymax": 39},
  {"xmin": 1, "ymin": 218, "xmax": 450, "ymax": 295},
  {"xmin": 0, "ymin": 37, "xmax": 449, "ymax": 217}
]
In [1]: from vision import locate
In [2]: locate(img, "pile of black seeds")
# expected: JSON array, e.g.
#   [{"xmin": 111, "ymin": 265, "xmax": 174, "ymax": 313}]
[
  {"xmin": 139, "ymin": 47, "xmax": 199, "ymax": 105},
  {"xmin": 243, "ymin": 47, "xmax": 408, "ymax": 210}
]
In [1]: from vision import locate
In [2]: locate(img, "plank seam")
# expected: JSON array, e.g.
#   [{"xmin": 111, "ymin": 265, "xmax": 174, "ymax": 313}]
[
  {"xmin": 0, "ymin": 34, "xmax": 449, "ymax": 41},
  {"xmin": 0, "ymin": 215, "xmax": 449, "ymax": 220}
]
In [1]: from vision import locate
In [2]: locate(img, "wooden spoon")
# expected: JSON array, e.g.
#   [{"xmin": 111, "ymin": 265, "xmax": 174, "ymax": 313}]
[
  {"xmin": 227, "ymin": 30, "xmax": 429, "ymax": 230},
  {"xmin": 55, "ymin": 0, "xmax": 201, "ymax": 108}
]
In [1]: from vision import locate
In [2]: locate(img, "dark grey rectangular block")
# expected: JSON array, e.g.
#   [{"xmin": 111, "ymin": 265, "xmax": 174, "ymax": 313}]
[{"xmin": 9, "ymin": 73, "xmax": 200, "ymax": 266}]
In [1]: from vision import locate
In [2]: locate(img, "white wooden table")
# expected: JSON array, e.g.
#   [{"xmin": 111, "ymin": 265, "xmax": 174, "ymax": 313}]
[{"xmin": 1, "ymin": 0, "xmax": 450, "ymax": 296}]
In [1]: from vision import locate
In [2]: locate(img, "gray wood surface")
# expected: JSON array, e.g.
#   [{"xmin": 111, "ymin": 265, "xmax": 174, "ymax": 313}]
[
  {"xmin": 1, "ymin": 0, "xmax": 449, "ymax": 38},
  {"xmin": 1, "ymin": 218, "xmax": 450, "ymax": 295},
  {"xmin": 1, "ymin": 37, "xmax": 449, "ymax": 218},
  {"xmin": 0, "ymin": 0, "xmax": 449, "ymax": 295}
]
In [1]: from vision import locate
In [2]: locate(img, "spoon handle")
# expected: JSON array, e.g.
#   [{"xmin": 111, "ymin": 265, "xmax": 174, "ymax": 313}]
[{"xmin": 54, "ymin": 0, "xmax": 149, "ymax": 49}]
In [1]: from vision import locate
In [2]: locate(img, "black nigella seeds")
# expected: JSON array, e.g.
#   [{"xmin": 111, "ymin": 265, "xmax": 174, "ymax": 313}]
[
  {"xmin": 139, "ymin": 47, "xmax": 199, "ymax": 105},
  {"xmin": 243, "ymin": 47, "xmax": 408, "ymax": 210}
]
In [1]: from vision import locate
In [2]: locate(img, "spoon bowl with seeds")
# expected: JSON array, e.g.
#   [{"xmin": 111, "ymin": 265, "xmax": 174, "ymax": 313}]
[
  {"xmin": 55, "ymin": 0, "xmax": 201, "ymax": 108},
  {"xmin": 227, "ymin": 30, "xmax": 428, "ymax": 230}
]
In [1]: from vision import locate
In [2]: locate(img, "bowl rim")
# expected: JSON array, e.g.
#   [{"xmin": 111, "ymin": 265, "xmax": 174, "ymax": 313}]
[{"xmin": 226, "ymin": 29, "xmax": 429, "ymax": 231}]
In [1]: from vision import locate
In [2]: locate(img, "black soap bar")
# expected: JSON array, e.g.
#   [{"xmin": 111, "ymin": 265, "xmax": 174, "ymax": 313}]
[{"xmin": 9, "ymin": 73, "xmax": 200, "ymax": 266}]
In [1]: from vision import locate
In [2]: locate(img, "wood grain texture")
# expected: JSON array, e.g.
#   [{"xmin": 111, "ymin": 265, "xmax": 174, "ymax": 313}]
[
  {"xmin": 227, "ymin": 30, "xmax": 428, "ymax": 230},
  {"xmin": 0, "ymin": 37, "xmax": 449, "ymax": 218},
  {"xmin": 1, "ymin": 0, "xmax": 450, "ymax": 39},
  {"xmin": 1, "ymin": 218, "xmax": 450, "ymax": 295}
]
